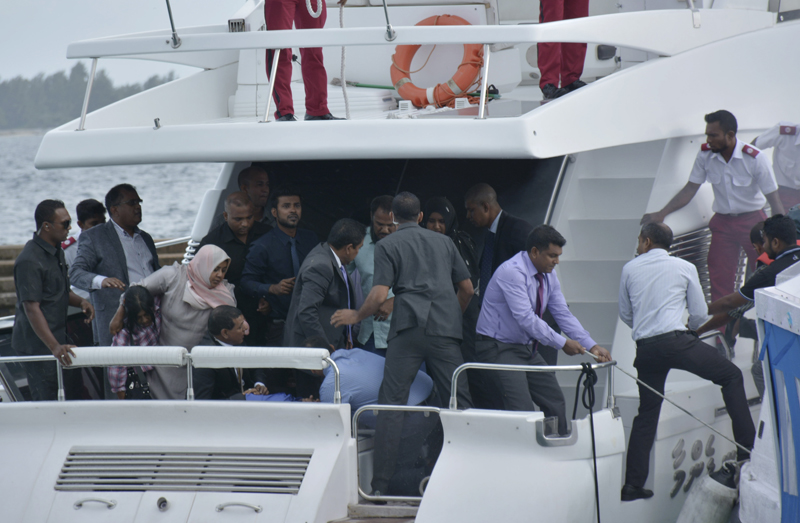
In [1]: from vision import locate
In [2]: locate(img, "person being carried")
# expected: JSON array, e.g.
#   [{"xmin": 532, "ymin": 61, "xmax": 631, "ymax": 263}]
[
  {"xmin": 618, "ymin": 223, "xmax": 755, "ymax": 502},
  {"xmin": 109, "ymin": 286, "xmax": 160, "ymax": 400},
  {"xmin": 193, "ymin": 306, "xmax": 270, "ymax": 400},
  {"xmin": 475, "ymin": 225, "xmax": 611, "ymax": 436},
  {"xmin": 641, "ymin": 110, "xmax": 783, "ymax": 304}
]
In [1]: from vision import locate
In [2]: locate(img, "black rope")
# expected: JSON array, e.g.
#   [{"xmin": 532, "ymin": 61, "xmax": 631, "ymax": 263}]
[{"xmin": 573, "ymin": 362, "xmax": 601, "ymax": 523}]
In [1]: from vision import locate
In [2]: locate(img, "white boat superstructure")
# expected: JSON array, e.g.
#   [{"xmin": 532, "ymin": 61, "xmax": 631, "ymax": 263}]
[{"xmin": 4, "ymin": 0, "xmax": 800, "ymax": 521}]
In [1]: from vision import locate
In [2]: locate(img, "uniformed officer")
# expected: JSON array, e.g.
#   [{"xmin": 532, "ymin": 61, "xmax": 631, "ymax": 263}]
[
  {"xmin": 641, "ymin": 110, "xmax": 784, "ymax": 302},
  {"xmin": 331, "ymin": 191, "xmax": 474, "ymax": 497},
  {"xmin": 754, "ymin": 122, "xmax": 800, "ymax": 211}
]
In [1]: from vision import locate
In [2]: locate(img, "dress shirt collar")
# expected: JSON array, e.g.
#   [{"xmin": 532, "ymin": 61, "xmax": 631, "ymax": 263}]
[
  {"xmin": 638, "ymin": 248, "xmax": 669, "ymax": 259},
  {"xmin": 272, "ymin": 226, "xmax": 298, "ymax": 246},
  {"xmin": 213, "ymin": 337, "xmax": 233, "ymax": 347},
  {"xmin": 32, "ymin": 233, "xmax": 59, "ymax": 256},
  {"xmin": 396, "ymin": 221, "xmax": 418, "ymax": 232},
  {"xmin": 111, "ymin": 218, "xmax": 140, "ymax": 238},
  {"xmin": 712, "ymin": 139, "xmax": 744, "ymax": 164},
  {"xmin": 330, "ymin": 246, "xmax": 343, "ymax": 269},
  {"xmin": 776, "ymin": 246, "xmax": 800, "ymax": 261},
  {"xmin": 489, "ymin": 210, "xmax": 503, "ymax": 234}
]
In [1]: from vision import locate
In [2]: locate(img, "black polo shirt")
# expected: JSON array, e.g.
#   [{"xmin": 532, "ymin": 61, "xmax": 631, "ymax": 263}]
[
  {"xmin": 740, "ymin": 246, "xmax": 800, "ymax": 300},
  {"xmin": 198, "ymin": 221, "xmax": 272, "ymax": 286},
  {"xmin": 12, "ymin": 234, "xmax": 70, "ymax": 355}
]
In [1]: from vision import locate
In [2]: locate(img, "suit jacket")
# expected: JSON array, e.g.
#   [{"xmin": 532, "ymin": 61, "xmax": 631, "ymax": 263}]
[
  {"xmin": 69, "ymin": 221, "xmax": 160, "ymax": 346},
  {"xmin": 192, "ymin": 332, "xmax": 263, "ymax": 400},
  {"xmin": 284, "ymin": 243, "xmax": 356, "ymax": 348},
  {"xmin": 482, "ymin": 211, "xmax": 534, "ymax": 274}
]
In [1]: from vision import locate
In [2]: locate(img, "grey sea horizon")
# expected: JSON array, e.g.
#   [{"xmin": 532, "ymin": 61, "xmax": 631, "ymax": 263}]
[{"xmin": 1, "ymin": 131, "xmax": 220, "ymax": 246}]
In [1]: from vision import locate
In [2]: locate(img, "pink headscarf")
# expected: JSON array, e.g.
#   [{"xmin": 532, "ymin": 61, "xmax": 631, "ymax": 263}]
[{"xmin": 184, "ymin": 245, "xmax": 236, "ymax": 309}]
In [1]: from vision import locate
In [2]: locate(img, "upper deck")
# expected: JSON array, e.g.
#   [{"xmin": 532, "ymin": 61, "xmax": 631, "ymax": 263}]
[{"xmin": 32, "ymin": 0, "xmax": 795, "ymax": 168}]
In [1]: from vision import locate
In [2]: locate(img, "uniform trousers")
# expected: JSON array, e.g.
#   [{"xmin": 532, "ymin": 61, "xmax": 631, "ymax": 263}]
[
  {"xmin": 475, "ymin": 334, "xmax": 569, "ymax": 436},
  {"xmin": 264, "ymin": 0, "xmax": 329, "ymax": 118},
  {"xmin": 707, "ymin": 211, "xmax": 766, "ymax": 302},
  {"xmin": 371, "ymin": 327, "xmax": 472, "ymax": 494},
  {"xmin": 537, "ymin": 0, "xmax": 589, "ymax": 89},
  {"xmin": 624, "ymin": 331, "xmax": 755, "ymax": 488},
  {"xmin": 778, "ymin": 186, "xmax": 800, "ymax": 213}
]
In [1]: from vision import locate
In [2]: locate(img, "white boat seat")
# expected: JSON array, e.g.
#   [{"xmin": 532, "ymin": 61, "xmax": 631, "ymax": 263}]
[{"xmin": 190, "ymin": 346, "xmax": 331, "ymax": 370}]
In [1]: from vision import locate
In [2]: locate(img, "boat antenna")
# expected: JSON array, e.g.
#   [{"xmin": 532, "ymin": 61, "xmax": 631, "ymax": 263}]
[{"xmin": 164, "ymin": 0, "xmax": 182, "ymax": 48}]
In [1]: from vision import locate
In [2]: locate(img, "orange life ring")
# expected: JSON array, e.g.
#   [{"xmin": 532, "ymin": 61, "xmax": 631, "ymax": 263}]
[{"xmin": 390, "ymin": 15, "xmax": 484, "ymax": 108}]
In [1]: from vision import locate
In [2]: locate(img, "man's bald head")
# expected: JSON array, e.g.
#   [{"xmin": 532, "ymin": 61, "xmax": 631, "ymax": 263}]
[
  {"xmin": 465, "ymin": 183, "xmax": 501, "ymax": 228},
  {"xmin": 223, "ymin": 191, "xmax": 256, "ymax": 239}
]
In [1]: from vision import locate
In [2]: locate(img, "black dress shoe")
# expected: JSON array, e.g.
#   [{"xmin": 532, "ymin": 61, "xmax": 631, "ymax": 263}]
[
  {"xmin": 304, "ymin": 113, "xmax": 345, "ymax": 121},
  {"xmin": 276, "ymin": 113, "xmax": 297, "ymax": 121},
  {"xmin": 563, "ymin": 80, "xmax": 587, "ymax": 93},
  {"xmin": 541, "ymin": 83, "xmax": 567, "ymax": 100},
  {"xmin": 621, "ymin": 484, "xmax": 654, "ymax": 501},
  {"xmin": 368, "ymin": 491, "xmax": 387, "ymax": 505}
]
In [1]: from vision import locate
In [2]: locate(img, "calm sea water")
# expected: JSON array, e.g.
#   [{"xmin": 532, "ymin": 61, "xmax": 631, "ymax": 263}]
[{"xmin": 0, "ymin": 132, "xmax": 220, "ymax": 245}]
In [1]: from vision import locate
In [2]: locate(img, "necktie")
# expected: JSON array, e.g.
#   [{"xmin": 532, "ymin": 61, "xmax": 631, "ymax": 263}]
[
  {"xmin": 339, "ymin": 265, "xmax": 353, "ymax": 345},
  {"xmin": 289, "ymin": 237, "xmax": 300, "ymax": 277},
  {"xmin": 479, "ymin": 231, "xmax": 495, "ymax": 298},
  {"xmin": 533, "ymin": 272, "xmax": 545, "ymax": 352}
]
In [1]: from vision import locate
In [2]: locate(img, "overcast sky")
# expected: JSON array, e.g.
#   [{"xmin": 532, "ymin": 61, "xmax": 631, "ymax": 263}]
[{"xmin": 0, "ymin": 0, "xmax": 245, "ymax": 85}]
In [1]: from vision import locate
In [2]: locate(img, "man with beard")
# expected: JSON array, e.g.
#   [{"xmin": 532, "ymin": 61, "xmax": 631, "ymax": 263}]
[
  {"xmin": 211, "ymin": 165, "xmax": 274, "ymax": 228},
  {"xmin": 199, "ymin": 192, "xmax": 271, "ymax": 346},
  {"xmin": 351, "ymin": 195, "xmax": 397, "ymax": 356},
  {"xmin": 241, "ymin": 186, "xmax": 318, "ymax": 347},
  {"xmin": 641, "ymin": 110, "xmax": 784, "ymax": 303}
]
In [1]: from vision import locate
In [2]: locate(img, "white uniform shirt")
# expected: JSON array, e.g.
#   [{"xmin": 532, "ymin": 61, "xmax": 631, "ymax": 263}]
[
  {"xmin": 62, "ymin": 229, "xmax": 89, "ymax": 299},
  {"xmin": 619, "ymin": 248, "xmax": 709, "ymax": 341},
  {"xmin": 688, "ymin": 139, "xmax": 778, "ymax": 214},
  {"xmin": 754, "ymin": 122, "xmax": 800, "ymax": 190}
]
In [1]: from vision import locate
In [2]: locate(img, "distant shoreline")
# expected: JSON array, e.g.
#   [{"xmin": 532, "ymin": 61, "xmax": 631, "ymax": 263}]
[{"xmin": 0, "ymin": 129, "xmax": 49, "ymax": 137}]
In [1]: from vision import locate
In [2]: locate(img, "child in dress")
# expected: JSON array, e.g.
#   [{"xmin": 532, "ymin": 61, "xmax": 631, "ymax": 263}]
[{"xmin": 109, "ymin": 286, "xmax": 160, "ymax": 400}]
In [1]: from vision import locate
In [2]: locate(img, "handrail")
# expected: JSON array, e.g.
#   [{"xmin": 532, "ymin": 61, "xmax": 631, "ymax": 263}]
[
  {"xmin": 154, "ymin": 236, "xmax": 191, "ymax": 249},
  {"xmin": 450, "ymin": 360, "xmax": 616, "ymax": 410},
  {"xmin": 352, "ymin": 404, "xmax": 441, "ymax": 503},
  {"xmin": 66, "ymin": 10, "xmax": 774, "ymax": 61},
  {"xmin": 76, "ymin": 58, "xmax": 98, "ymax": 132},
  {"xmin": 544, "ymin": 154, "xmax": 571, "ymax": 225}
]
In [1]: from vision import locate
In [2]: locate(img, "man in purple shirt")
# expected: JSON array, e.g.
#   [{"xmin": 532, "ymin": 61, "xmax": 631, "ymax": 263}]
[{"xmin": 475, "ymin": 225, "xmax": 611, "ymax": 435}]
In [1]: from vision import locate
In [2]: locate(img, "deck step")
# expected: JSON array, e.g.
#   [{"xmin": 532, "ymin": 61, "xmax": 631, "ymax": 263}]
[{"xmin": 346, "ymin": 502, "xmax": 418, "ymax": 520}]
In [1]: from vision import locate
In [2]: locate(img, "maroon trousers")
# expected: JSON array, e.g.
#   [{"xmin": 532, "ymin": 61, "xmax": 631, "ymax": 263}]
[
  {"xmin": 264, "ymin": 0, "xmax": 330, "ymax": 118},
  {"xmin": 537, "ymin": 0, "xmax": 589, "ymax": 89},
  {"xmin": 778, "ymin": 186, "xmax": 800, "ymax": 213},
  {"xmin": 707, "ymin": 211, "xmax": 766, "ymax": 301}
]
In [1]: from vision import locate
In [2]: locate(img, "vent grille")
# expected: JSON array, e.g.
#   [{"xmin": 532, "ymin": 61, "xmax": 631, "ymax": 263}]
[
  {"xmin": 228, "ymin": 18, "xmax": 245, "ymax": 32},
  {"xmin": 56, "ymin": 447, "xmax": 312, "ymax": 494}
]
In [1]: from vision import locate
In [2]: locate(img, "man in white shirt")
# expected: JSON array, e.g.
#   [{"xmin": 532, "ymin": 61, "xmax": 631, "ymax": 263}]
[
  {"xmin": 618, "ymin": 223, "xmax": 755, "ymax": 502},
  {"xmin": 641, "ymin": 110, "xmax": 784, "ymax": 303},
  {"xmin": 754, "ymin": 122, "xmax": 800, "ymax": 211}
]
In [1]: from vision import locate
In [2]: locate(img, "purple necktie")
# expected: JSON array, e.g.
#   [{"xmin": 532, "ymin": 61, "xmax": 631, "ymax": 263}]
[{"xmin": 533, "ymin": 273, "xmax": 545, "ymax": 352}]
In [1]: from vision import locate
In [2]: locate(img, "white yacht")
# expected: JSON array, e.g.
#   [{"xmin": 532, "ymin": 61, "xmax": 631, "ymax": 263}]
[{"xmin": 1, "ymin": 0, "xmax": 799, "ymax": 520}]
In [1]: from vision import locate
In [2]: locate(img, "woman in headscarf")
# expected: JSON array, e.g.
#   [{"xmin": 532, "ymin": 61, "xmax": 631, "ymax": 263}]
[
  {"xmin": 424, "ymin": 197, "xmax": 479, "ymax": 287},
  {"xmin": 109, "ymin": 245, "xmax": 236, "ymax": 399}
]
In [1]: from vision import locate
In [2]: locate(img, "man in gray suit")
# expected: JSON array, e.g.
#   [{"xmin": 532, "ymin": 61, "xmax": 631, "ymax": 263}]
[
  {"xmin": 284, "ymin": 218, "xmax": 366, "ymax": 350},
  {"xmin": 70, "ymin": 184, "xmax": 161, "ymax": 349}
]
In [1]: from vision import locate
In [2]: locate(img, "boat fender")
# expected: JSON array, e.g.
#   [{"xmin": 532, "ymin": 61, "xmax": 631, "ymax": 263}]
[{"xmin": 675, "ymin": 462, "xmax": 738, "ymax": 523}]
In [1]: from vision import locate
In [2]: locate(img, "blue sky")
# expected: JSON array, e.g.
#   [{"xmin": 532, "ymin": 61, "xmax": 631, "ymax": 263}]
[{"xmin": 0, "ymin": 0, "xmax": 245, "ymax": 85}]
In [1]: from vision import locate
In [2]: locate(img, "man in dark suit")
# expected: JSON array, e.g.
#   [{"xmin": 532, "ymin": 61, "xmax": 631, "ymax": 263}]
[
  {"xmin": 199, "ymin": 191, "xmax": 271, "ymax": 346},
  {"xmin": 194, "ymin": 306, "xmax": 269, "ymax": 400},
  {"xmin": 284, "ymin": 218, "xmax": 366, "ymax": 350},
  {"xmin": 70, "ymin": 184, "xmax": 160, "ymax": 349}
]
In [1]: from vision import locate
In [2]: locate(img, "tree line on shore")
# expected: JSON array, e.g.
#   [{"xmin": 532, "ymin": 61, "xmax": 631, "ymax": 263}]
[{"xmin": 0, "ymin": 62, "xmax": 175, "ymax": 130}]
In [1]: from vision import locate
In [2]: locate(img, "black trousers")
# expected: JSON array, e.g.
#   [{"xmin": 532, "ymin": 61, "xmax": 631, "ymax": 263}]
[
  {"xmin": 475, "ymin": 335, "xmax": 568, "ymax": 435},
  {"xmin": 23, "ymin": 359, "xmax": 83, "ymax": 401},
  {"xmin": 625, "ymin": 332, "xmax": 756, "ymax": 487},
  {"xmin": 371, "ymin": 327, "xmax": 472, "ymax": 494}
]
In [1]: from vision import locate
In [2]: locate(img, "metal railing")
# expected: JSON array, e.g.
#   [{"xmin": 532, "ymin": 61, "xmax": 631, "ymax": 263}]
[
  {"xmin": 450, "ymin": 360, "xmax": 616, "ymax": 410},
  {"xmin": 544, "ymin": 154, "xmax": 572, "ymax": 226}
]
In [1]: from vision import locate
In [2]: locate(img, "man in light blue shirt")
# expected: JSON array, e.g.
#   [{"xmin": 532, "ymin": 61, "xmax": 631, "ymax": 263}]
[{"xmin": 351, "ymin": 196, "xmax": 396, "ymax": 356}]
